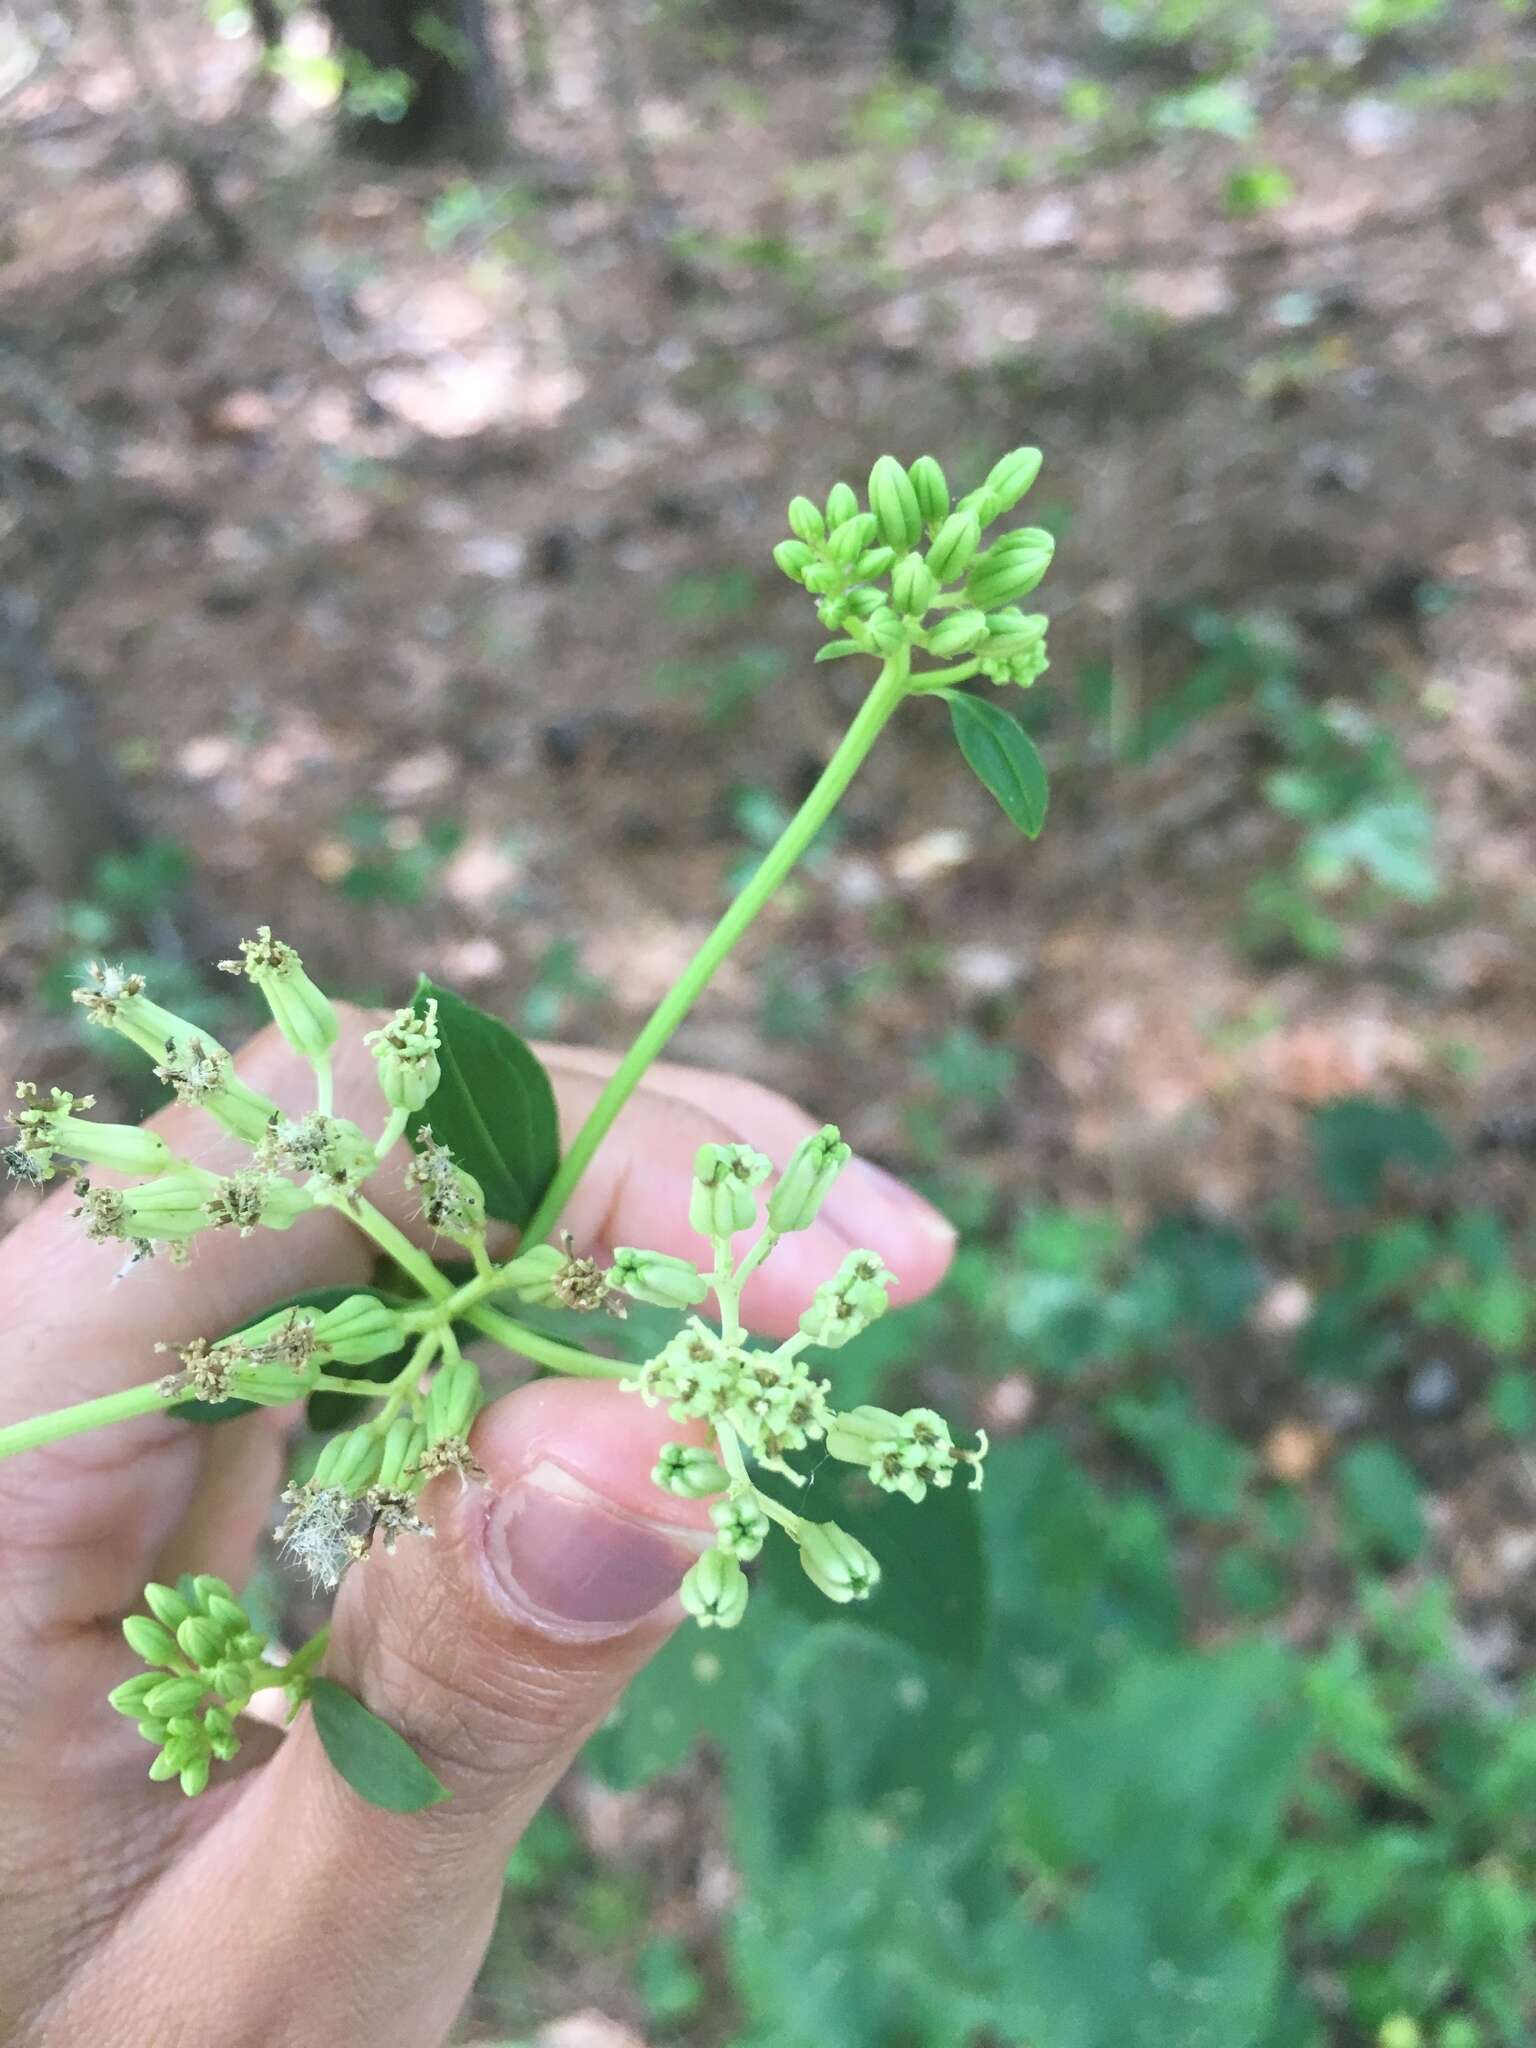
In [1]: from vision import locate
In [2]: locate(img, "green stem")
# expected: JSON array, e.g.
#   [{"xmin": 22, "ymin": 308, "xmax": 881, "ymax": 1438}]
[
  {"xmin": 908, "ymin": 659, "xmax": 981, "ymax": 692},
  {"xmin": 329, "ymin": 1193, "xmax": 453, "ymax": 1303},
  {"xmin": 463, "ymin": 1303, "xmax": 630, "ymax": 1379},
  {"xmin": 525, "ymin": 651, "xmax": 911, "ymax": 1243},
  {"xmin": 0, "ymin": 1380, "xmax": 171, "ymax": 1461}
]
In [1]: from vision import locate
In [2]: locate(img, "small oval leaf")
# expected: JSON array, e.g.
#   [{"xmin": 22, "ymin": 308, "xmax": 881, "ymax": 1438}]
[
  {"xmin": 943, "ymin": 690, "xmax": 1049, "ymax": 838},
  {"xmin": 309, "ymin": 1677, "xmax": 452, "ymax": 1813},
  {"xmin": 407, "ymin": 979, "xmax": 560, "ymax": 1228}
]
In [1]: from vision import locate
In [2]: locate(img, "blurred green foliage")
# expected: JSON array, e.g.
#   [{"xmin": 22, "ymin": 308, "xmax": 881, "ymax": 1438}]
[{"xmin": 508, "ymin": 1088, "xmax": 1536, "ymax": 2046}]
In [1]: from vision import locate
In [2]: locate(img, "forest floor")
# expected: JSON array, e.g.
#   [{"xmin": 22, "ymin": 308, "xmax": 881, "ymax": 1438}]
[{"xmin": 4, "ymin": 1, "xmax": 1536, "ymax": 2040}]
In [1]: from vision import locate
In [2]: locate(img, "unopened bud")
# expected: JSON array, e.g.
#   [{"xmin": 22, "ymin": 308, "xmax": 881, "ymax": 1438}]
[
  {"xmin": 867, "ymin": 607, "xmax": 906, "ymax": 655},
  {"xmin": 773, "ymin": 539, "xmax": 816, "ymax": 583},
  {"xmin": 891, "ymin": 557, "xmax": 937, "ymax": 617},
  {"xmin": 982, "ymin": 445, "xmax": 1043, "ymax": 514},
  {"xmin": 907, "ymin": 455, "xmax": 950, "ymax": 525},
  {"xmin": 767, "ymin": 1125, "xmax": 850, "ymax": 1234},
  {"xmin": 689, "ymin": 1143, "xmax": 771, "ymax": 1241},
  {"xmin": 376, "ymin": 1415, "xmax": 424, "ymax": 1493},
  {"xmin": 786, "ymin": 495, "xmax": 825, "ymax": 543},
  {"xmin": 827, "ymin": 513, "xmax": 879, "ymax": 565},
  {"xmin": 143, "ymin": 1676, "xmax": 209, "ymax": 1719},
  {"xmin": 176, "ymin": 1617, "xmax": 226, "ymax": 1668},
  {"xmin": 964, "ymin": 530, "xmax": 1054, "ymax": 610},
  {"xmin": 315, "ymin": 1294, "xmax": 407, "ymax": 1365},
  {"xmin": 868, "ymin": 454, "xmax": 923, "ymax": 552},
  {"xmin": 426, "ymin": 1354, "xmax": 483, "ymax": 1444},
  {"xmin": 680, "ymin": 1549, "xmax": 750, "ymax": 1629},
  {"xmin": 923, "ymin": 608, "xmax": 990, "ymax": 658},
  {"xmin": 179, "ymin": 1755, "xmax": 212, "ymax": 1798},
  {"xmin": 607, "ymin": 1249, "xmax": 709, "ymax": 1311},
  {"xmin": 652, "ymin": 1443, "xmax": 731, "ymax": 1498},
  {"xmin": 364, "ymin": 1001, "xmax": 442, "ymax": 1113},
  {"xmin": 710, "ymin": 1496, "xmax": 770, "ymax": 1560},
  {"xmin": 982, "ymin": 608, "xmax": 1048, "ymax": 657},
  {"xmin": 9, "ymin": 1084, "xmax": 174, "ymax": 1179},
  {"xmin": 824, "ymin": 481, "xmax": 859, "ymax": 527},
  {"xmin": 797, "ymin": 1520, "xmax": 880, "ymax": 1603},
  {"xmin": 924, "ymin": 511, "xmax": 981, "ymax": 584},
  {"xmin": 490, "ymin": 1243, "xmax": 568, "ymax": 1305},
  {"xmin": 143, "ymin": 1582, "xmax": 193, "ymax": 1630},
  {"xmin": 854, "ymin": 545, "xmax": 898, "ymax": 581},
  {"xmin": 107, "ymin": 1673, "xmax": 163, "ymax": 1718}
]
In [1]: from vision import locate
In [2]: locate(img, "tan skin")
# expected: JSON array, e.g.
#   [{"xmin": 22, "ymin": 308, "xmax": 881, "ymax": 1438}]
[{"xmin": 0, "ymin": 1018, "xmax": 955, "ymax": 2047}]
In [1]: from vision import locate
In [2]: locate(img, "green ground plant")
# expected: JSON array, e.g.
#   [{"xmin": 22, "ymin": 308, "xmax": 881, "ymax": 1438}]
[{"xmin": 1, "ymin": 445, "xmax": 1055, "ymax": 1813}]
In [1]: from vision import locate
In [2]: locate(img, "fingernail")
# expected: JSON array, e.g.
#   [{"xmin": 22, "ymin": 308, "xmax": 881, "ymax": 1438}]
[
  {"xmin": 488, "ymin": 1461, "xmax": 705, "ymax": 1635},
  {"xmin": 822, "ymin": 1157, "xmax": 956, "ymax": 1252}
]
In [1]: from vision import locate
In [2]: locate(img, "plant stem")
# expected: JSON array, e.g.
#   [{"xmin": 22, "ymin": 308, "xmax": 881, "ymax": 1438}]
[
  {"xmin": 0, "ymin": 1380, "xmax": 171, "ymax": 1461},
  {"xmin": 330, "ymin": 1193, "xmax": 453, "ymax": 1302},
  {"xmin": 525, "ymin": 652, "xmax": 911, "ymax": 1243},
  {"xmin": 463, "ymin": 1303, "xmax": 630, "ymax": 1379}
]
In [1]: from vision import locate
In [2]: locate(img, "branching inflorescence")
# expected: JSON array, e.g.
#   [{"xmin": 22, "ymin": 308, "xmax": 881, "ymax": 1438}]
[{"xmin": 1, "ymin": 447, "xmax": 1053, "ymax": 1808}]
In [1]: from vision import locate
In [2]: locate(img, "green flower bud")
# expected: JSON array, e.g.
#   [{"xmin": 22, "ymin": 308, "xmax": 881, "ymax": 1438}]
[
  {"xmin": 924, "ymin": 511, "xmax": 981, "ymax": 584},
  {"xmin": 964, "ymin": 531, "xmax": 1054, "ymax": 611},
  {"xmin": 315, "ymin": 1294, "xmax": 407, "ymax": 1365},
  {"xmin": 867, "ymin": 607, "xmax": 907, "ymax": 655},
  {"xmin": 212, "ymin": 1659, "xmax": 253, "ymax": 1700},
  {"xmin": 982, "ymin": 609, "xmax": 1049, "ymax": 658},
  {"xmin": 907, "ymin": 455, "xmax": 950, "ymax": 525},
  {"xmin": 982, "ymin": 445, "xmax": 1043, "ymax": 514},
  {"xmin": 376, "ymin": 1415, "xmax": 424, "ymax": 1493},
  {"xmin": 854, "ymin": 545, "xmax": 898, "ymax": 580},
  {"xmin": 227, "ymin": 1630, "xmax": 267, "ymax": 1662},
  {"xmin": 710, "ymin": 1496, "xmax": 770, "ymax": 1560},
  {"xmin": 844, "ymin": 587, "xmax": 885, "ymax": 619},
  {"xmin": 364, "ymin": 1002, "xmax": 442, "ymax": 1114},
  {"xmin": 191, "ymin": 1574, "xmax": 233, "ymax": 1606},
  {"xmin": 123, "ymin": 1616, "xmax": 180, "ymax": 1667},
  {"xmin": 144, "ymin": 1675, "xmax": 209, "ymax": 1719},
  {"xmin": 786, "ymin": 495, "xmax": 825, "ymax": 543},
  {"xmin": 179, "ymin": 1755, "xmax": 212, "ymax": 1798},
  {"xmin": 137, "ymin": 1718, "xmax": 170, "ymax": 1744},
  {"xmin": 797, "ymin": 1521, "xmax": 880, "ymax": 1603},
  {"xmin": 218, "ymin": 928, "xmax": 339, "ymax": 1062},
  {"xmin": 607, "ymin": 1248, "xmax": 710, "ymax": 1311},
  {"xmin": 824, "ymin": 481, "xmax": 859, "ymax": 527},
  {"xmin": 426, "ymin": 1353, "xmax": 484, "ymax": 1445},
  {"xmin": 689, "ymin": 1143, "xmax": 771, "ymax": 1242},
  {"xmin": 147, "ymin": 1750, "xmax": 182, "ymax": 1783},
  {"xmin": 176, "ymin": 1617, "xmax": 226, "ymax": 1669},
  {"xmin": 767, "ymin": 1125, "xmax": 851, "ymax": 1235},
  {"xmin": 823, "ymin": 1405, "xmax": 905, "ymax": 1465},
  {"xmin": 1377, "ymin": 2025, "xmax": 1421, "ymax": 2048},
  {"xmin": 236, "ymin": 1363, "xmax": 321, "ymax": 1407},
  {"xmin": 923, "ymin": 608, "xmax": 990, "ymax": 658},
  {"xmin": 773, "ymin": 538, "xmax": 816, "ymax": 583},
  {"xmin": 204, "ymin": 1708, "xmax": 240, "ymax": 1762},
  {"xmin": 652, "ymin": 1443, "xmax": 731, "ymax": 1498},
  {"xmin": 891, "ymin": 557, "xmax": 937, "ymax": 617},
  {"xmin": 956, "ymin": 486, "xmax": 999, "ymax": 525},
  {"xmin": 800, "ymin": 560, "xmax": 839, "ymax": 595},
  {"xmin": 143, "ymin": 1582, "xmax": 193, "ymax": 1630},
  {"xmin": 202, "ymin": 1594, "xmax": 249, "ymax": 1635},
  {"xmin": 799, "ymin": 1250, "xmax": 896, "ymax": 1349},
  {"xmin": 107, "ymin": 1672, "xmax": 164, "ymax": 1718},
  {"xmin": 827, "ymin": 512, "xmax": 879, "ymax": 565},
  {"xmin": 868, "ymin": 454, "xmax": 923, "ymax": 552},
  {"xmin": 680, "ymin": 1549, "xmax": 750, "ymax": 1629}
]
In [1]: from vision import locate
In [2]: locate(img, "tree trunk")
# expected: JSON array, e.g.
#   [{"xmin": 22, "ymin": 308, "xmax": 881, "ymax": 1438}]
[{"xmin": 319, "ymin": 0, "xmax": 506, "ymax": 165}]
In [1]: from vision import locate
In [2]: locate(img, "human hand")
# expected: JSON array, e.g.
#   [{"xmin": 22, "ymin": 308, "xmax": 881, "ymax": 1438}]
[{"xmin": 0, "ymin": 1021, "xmax": 954, "ymax": 2046}]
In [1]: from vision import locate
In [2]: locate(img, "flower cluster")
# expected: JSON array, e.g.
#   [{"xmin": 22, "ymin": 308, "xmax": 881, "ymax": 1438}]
[
  {"xmin": 773, "ymin": 448, "xmax": 1053, "ymax": 689},
  {"xmin": 276, "ymin": 1348, "xmax": 484, "ymax": 1590},
  {"xmin": 110, "ymin": 1577, "xmax": 283, "ymax": 1796},
  {"xmin": 608, "ymin": 1128, "xmax": 986, "ymax": 1630}
]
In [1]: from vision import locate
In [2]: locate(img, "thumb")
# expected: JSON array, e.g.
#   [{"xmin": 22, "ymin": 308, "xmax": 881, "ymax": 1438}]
[{"xmin": 125, "ymin": 1380, "xmax": 713, "ymax": 2047}]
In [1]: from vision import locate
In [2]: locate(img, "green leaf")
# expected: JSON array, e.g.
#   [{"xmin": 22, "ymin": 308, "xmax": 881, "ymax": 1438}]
[
  {"xmin": 942, "ymin": 690, "xmax": 1049, "ymax": 837},
  {"xmin": 1311, "ymin": 1097, "xmax": 1453, "ymax": 1208},
  {"xmin": 1334, "ymin": 1442, "xmax": 1426, "ymax": 1565},
  {"xmin": 407, "ymin": 978, "xmax": 560, "ymax": 1227},
  {"xmin": 308, "ymin": 1677, "xmax": 451, "ymax": 1812},
  {"xmin": 757, "ymin": 1458, "xmax": 987, "ymax": 1669},
  {"xmin": 814, "ymin": 639, "xmax": 864, "ymax": 661}
]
